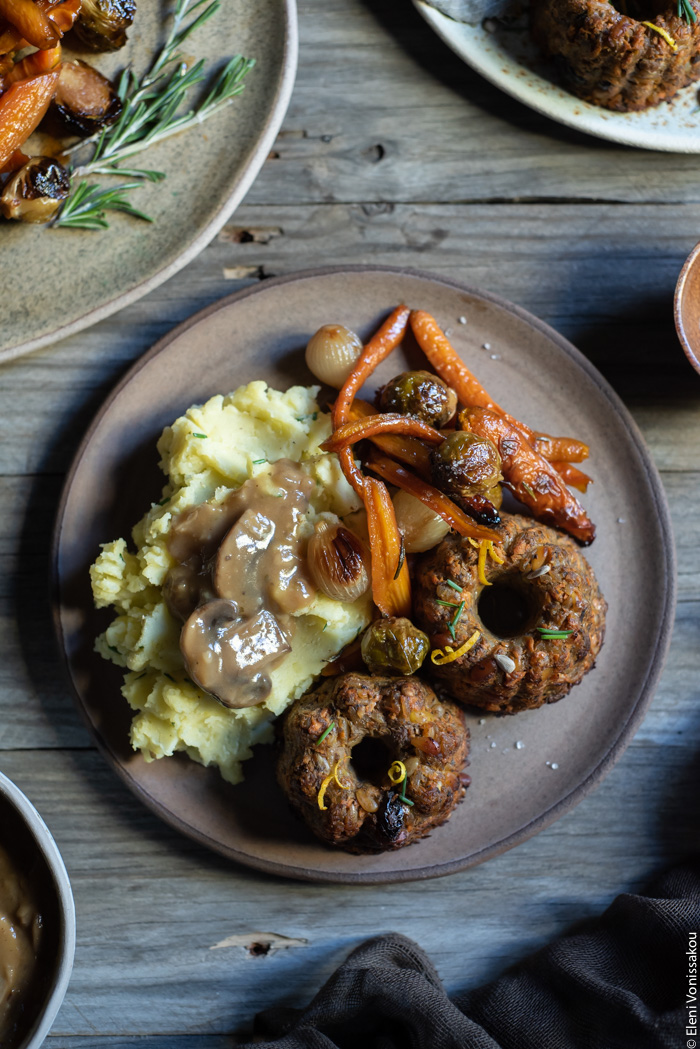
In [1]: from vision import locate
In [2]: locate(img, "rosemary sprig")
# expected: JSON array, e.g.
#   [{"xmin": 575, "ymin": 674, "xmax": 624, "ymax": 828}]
[
  {"xmin": 54, "ymin": 0, "xmax": 254, "ymax": 230},
  {"xmin": 53, "ymin": 181, "xmax": 153, "ymax": 230},
  {"xmin": 679, "ymin": 0, "xmax": 697, "ymax": 22}
]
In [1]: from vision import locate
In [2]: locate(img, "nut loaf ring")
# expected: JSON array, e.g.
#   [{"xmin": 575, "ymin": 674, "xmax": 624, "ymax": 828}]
[
  {"xmin": 413, "ymin": 513, "xmax": 606, "ymax": 714},
  {"xmin": 531, "ymin": 0, "xmax": 700, "ymax": 112},
  {"xmin": 277, "ymin": 672, "xmax": 469, "ymax": 853}
]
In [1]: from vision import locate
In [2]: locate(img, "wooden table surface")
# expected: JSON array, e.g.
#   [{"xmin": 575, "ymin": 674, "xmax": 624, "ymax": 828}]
[{"xmin": 2, "ymin": 0, "xmax": 700, "ymax": 1043}]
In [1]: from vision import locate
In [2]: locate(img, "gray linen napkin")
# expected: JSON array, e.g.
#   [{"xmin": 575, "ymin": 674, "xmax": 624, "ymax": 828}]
[{"xmin": 245, "ymin": 857, "xmax": 699, "ymax": 1048}]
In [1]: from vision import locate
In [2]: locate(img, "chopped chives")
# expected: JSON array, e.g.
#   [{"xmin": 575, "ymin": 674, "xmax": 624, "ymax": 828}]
[
  {"xmin": 252, "ymin": 458, "xmax": 267, "ymax": 465},
  {"xmin": 450, "ymin": 600, "xmax": 466, "ymax": 632},
  {"xmin": 445, "ymin": 580, "xmax": 463, "ymax": 593},
  {"xmin": 193, "ymin": 432, "xmax": 208, "ymax": 439},
  {"xmin": 399, "ymin": 794, "xmax": 415, "ymax": 807},
  {"xmin": 522, "ymin": 482, "xmax": 536, "ymax": 499},
  {"xmin": 315, "ymin": 722, "xmax": 335, "ymax": 746},
  {"xmin": 436, "ymin": 598, "xmax": 460, "ymax": 609}
]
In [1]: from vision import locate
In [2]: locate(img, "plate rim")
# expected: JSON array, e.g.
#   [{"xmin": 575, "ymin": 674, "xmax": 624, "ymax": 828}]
[
  {"xmin": 0, "ymin": 0, "xmax": 299, "ymax": 368},
  {"xmin": 413, "ymin": 0, "xmax": 700, "ymax": 154},
  {"xmin": 52, "ymin": 263, "xmax": 677, "ymax": 883}
]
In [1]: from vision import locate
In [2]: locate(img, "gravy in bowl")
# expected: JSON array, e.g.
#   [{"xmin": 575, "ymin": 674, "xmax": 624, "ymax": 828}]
[{"xmin": 0, "ymin": 842, "xmax": 44, "ymax": 1047}]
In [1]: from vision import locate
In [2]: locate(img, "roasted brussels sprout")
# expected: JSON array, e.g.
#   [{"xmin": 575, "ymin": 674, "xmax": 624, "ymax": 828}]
[
  {"xmin": 53, "ymin": 60, "xmax": 122, "ymax": 135},
  {"xmin": 73, "ymin": 0, "xmax": 136, "ymax": 51},
  {"xmin": 430, "ymin": 431, "xmax": 503, "ymax": 501},
  {"xmin": 0, "ymin": 157, "xmax": 70, "ymax": 223},
  {"xmin": 360, "ymin": 617, "xmax": 430, "ymax": 676},
  {"xmin": 378, "ymin": 370, "xmax": 458, "ymax": 428}
]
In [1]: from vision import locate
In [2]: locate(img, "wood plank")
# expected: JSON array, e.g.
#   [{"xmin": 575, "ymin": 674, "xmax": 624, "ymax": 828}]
[
  {"xmin": 50, "ymin": 1040, "xmax": 235, "ymax": 1048},
  {"xmin": 245, "ymin": 0, "xmax": 700, "ymax": 207},
  {"xmin": 2, "ymin": 737, "xmax": 695, "ymax": 1037},
  {"xmin": 1, "ymin": 203, "xmax": 699, "ymax": 479}
]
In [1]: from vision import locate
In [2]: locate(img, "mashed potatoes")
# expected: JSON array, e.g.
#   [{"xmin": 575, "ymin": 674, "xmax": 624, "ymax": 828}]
[{"xmin": 90, "ymin": 382, "xmax": 372, "ymax": 784}]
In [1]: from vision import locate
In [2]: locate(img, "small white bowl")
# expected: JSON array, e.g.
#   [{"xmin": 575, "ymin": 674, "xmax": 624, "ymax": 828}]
[{"xmin": 0, "ymin": 771, "xmax": 75, "ymax": 1048}]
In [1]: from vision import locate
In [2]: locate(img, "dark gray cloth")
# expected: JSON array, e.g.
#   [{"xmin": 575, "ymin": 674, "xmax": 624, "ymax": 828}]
[{"xmin": 247, "ymin": 858, "xmax": 700, "ymax": 1049}]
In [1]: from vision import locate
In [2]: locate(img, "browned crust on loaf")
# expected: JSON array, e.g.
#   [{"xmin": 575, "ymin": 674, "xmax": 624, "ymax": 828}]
[
  {"xmin": 276, "ymin": 673, "xmax": 469, "ymax": 854},
  {"xmin": 413, "ymin": 514, "xmax": 606, "ymax": 714},
  {"xmin": 531, "ymin": 0, "xmax": 700, "ymax": 111}
]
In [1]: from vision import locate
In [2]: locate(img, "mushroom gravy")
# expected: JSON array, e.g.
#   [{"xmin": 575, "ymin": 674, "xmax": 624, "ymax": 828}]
[
  {"xmin": 0, "ymin": 843, "xmax": 42, "ymax": 1048},
  {"xmin": 164, "ymin": 460, "xmax": 317, "ymax": 708}
]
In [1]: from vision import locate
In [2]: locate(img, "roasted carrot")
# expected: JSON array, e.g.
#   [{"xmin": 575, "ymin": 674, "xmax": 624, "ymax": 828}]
[
  {"xmin": 529, "ymin": 434, "xmax": 589, "ymax": 464},
  {"xmin": 333, "ymin": 305, "xmax": 410, "ymax": 429},
  {"xmin": 345, "ymin": 399, "xmax": 433, "ymax": 477},
  {"xmin": 366, "ymin": 451, "xmax": 501, "ymax": 544},
  {"xmin": 3, "ymin": 43, "xmax": 60, "ymax": 86},
  {"xmin": 410, "ymin": 309, "xmax": 505, "ymax": 414},
  {"xmin": 364, "ymin": 476, "xmax": 411, "ymax": 617},
  {"xmin": 0, "ymin": 0, "xmax": 59, "ymax": 48},
  {"xmin": 0, "ymin": 26, "xmax": 24, "ymax": 54},
  {"xmin": 550, "ymin": 461, "xmax": 592, "ymax": 493},
  {"xmin": 0, "ymin": 146, "xmax": 28, "ymax": 172},
  {"xmin": 46, "ymin": 0, "xmax": 81, "ymax": 34},
  {"xmin": 0, "ymin": 70, "xmax": 60, "ymax": 169},
  {"xmin": 322, "ymin": 412, "xmax": 444, "ymax": 454},
  {"xmin": 320, "ymin": 637, "xmax": 365, "ymax": 677},
  {"xmin": 333, "ymin": 306, "xmax": 410, "ymax": 500},
  {"xmin": 410, "ymin": 310, "xmax": 590, "ymax": 464},
  {"xmin": 462, "ymin": 407, "xmax": 595, "ymax": 545}
]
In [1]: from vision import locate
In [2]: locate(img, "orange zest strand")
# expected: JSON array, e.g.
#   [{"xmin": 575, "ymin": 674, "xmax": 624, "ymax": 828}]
[
  {"xmin": 322, "ymin": 412, "xmax": 444, "ymax": 453},
  {"xmin": 333, "ymin": 759, "xmax": 352, "ymax": 790},
  {"xmin": 475, "ymin": 539, "xmax": 503, "ymax": 585},
  {"xmin": 366, "ymin": 452, "xmax": 500, "ymax": 544},
  {"xmin": 363, "ymin": 475, "xmax": 411, "ymax": 617},
  {"xmin": 431, "ymin": 630, "xmax": 481, "ymax": 665},
  {"xmin": 477, "ymin": 541, "xmax": 490, "ymax": 585}
]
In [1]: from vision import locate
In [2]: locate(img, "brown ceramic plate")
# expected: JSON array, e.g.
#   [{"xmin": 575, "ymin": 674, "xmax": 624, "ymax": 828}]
[
  {"xmin": 674, "ymin": 240, "xmax": 700, "ymax": 375},
  {"xmin": 53, "ymin": 266, "xmax": 676, "ymax": 883},
  {"xmin": 0, "ymin": 0, "xmax": 297, "ymax": 365}
]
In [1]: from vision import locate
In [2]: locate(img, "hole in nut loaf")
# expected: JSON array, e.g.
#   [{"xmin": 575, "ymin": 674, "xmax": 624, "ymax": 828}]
[
  {"xmin": 350, "ymin": 737, "xmax": 391, "ymax": 787},
  {"xmin": 478, "ymin": 580, "xmax": 540, "ymax": 639},
  {"xmin": 610, "ymin": 0, "xmax": 667, "ymax": 17}
]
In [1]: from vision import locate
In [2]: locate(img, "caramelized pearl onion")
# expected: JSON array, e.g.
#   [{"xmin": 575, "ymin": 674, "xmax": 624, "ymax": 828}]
[
  {"xmin": 305, "ymin": 324, "xmax": 363, "ymax": 389},
  {"xmin": 391, "ymin": 489, "xmax": 450, "ymax": 553},
  {"xmin": 307, "ymin": 517, "xmax": 370, "ymax": 603}
]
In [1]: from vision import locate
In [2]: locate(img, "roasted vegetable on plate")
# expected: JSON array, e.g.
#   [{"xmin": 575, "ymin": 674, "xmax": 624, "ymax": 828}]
[{"xmin": 0, "ymin": 0, "xmax": 254, "ymax": 230}]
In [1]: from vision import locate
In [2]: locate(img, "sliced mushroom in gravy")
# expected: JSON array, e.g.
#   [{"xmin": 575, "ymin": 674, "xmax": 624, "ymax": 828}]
[{"xmin": 165, "ymin": 460, "xmax": 317, "ymax": 708}]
